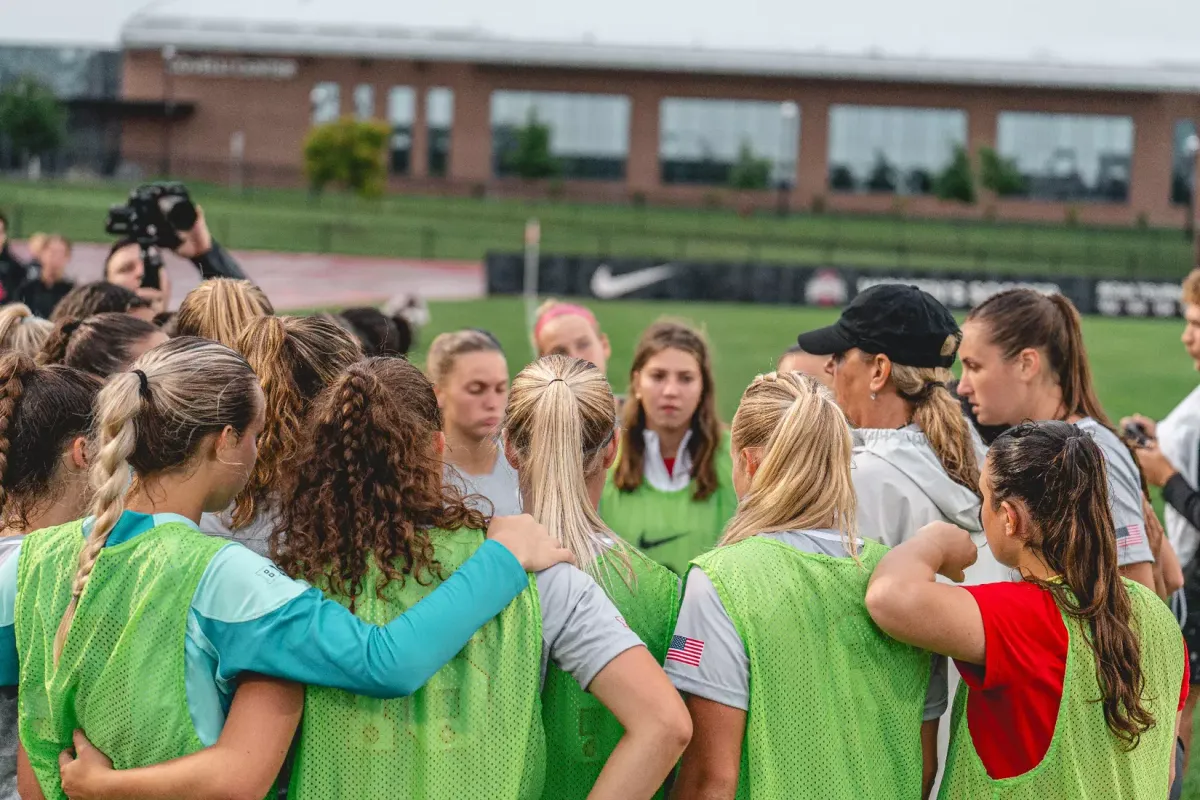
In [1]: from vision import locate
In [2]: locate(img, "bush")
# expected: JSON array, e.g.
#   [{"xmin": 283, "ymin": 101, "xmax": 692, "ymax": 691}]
[
  {"xmin": 728, "ymin": 141, "xmax": 771, "ymax": 190},
  {"xmin": 505, "ymin": 112, "xmax": 560, "ymax": 179},
  {"xmin": 303, "ymin": 117, "xmax": 390, "ymax": 198},
  {"xmin": 933, "ymin": 146, "xmax": 976, "ymax": 204},
  {"xmin": 866, "ymin": 152, "xmax": 898, "ymax": 193},
  {"xmin": 829, "ymin": 165, "xmax": 856, "ymax": 192},
  {"xmin": 0, "ymin": 75, "xmax": 66, "ymax": 164},
  {"xmin": 979, "ymin": 146, "xmax": 1027, "ymax": 197}
]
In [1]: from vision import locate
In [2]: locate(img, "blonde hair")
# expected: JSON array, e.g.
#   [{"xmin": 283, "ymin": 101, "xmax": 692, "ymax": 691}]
[
  {"xmin": 174, "ymin": 279, "xmax": 274, "ymax": 348},
  {"xmin": 888, "ymin": 361, "xmax": 980, "ymax": 493},
  {"xmin": 1184, "ymin": 268, "xmax": 1200, "ymax": 307},
  {"xmin": 721, "ymin": 372, "xmax": 857, "ymax": 551},
  {"xmin": 27, "ymin": 233, "xmax": 48, "ymax": 258},
  {"xmin": 505, "ymin": 355, "xmax": 629, "ymax": 586},
  {"xmin": 0, "ymin": 305, "xmax": 52, "ymax": 358},
  {"xmin": 231, "ymin": 315, "xmax": 362, "ymax": 528},
  {"xmin": 53, "ymin": 337, "xmax": 260, "ymax": 661},
  {"xmin": 425, "ymin": 329, "xmax": 502, "ymax": 385}
]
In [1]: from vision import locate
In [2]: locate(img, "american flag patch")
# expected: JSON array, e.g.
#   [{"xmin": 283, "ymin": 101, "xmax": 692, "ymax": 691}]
[
  {"xmin": 666, "ymin": 635, "xmax": 704, "ymax": 667},
  {"xmin": 1118, "ymin": 524, "xmax": 1145, "ymax": 548}
]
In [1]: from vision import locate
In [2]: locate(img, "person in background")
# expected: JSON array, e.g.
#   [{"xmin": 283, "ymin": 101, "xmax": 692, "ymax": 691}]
[
  {"xmin": 50, "ymin": 282, "xmax": 154, "ymax": 324},
  {"xmin": 199, "ymin": 315, "xmax": 361, "ymax": 556},
  {"xmin": 0, "ymin": 214, "xmax": 26, "ymax": 304},
  {"xmin": 0, "ymin": 355, "xmax": 100, "ymax": 800},
  {"xmin": 504, "ymin": 355, "xmax": 685, "ymax": 800},
  {"xmin": 533, "ymin": 300, "xmax": 612, "ymax": 376},
  {"xmin": 17, "ymin": 235, "xmax": 73, "ymax": 320},
  {"xmin": 670, "ymin": 372, "xmax": 938, "ymax": 799},
  {"xmin": 104, "ymin": 204, "xmax": 247, "ymax": 314},
  {"xmin": 0, "ymin": 306, "xmax": 51, "ymax": 360},
  {"xmin": 8, "ymin": 337, "xmax": 572, "ymax": 799},
  {"xmin": 866, "ymin": 421, "xmax": 1188, "ymax": 798},
  {"xmin": 428, "ymin": 329, "xmax": 522, "ymax": 517},
  {"xmin": 1121, "ymin": 266, "xmax": 1200, "ymax": 772},
  {"xmin": 173, "ymin": 278, "xmax": 273, "ymax": 349},
  {"xmin": 601, "ymin": 321, "xmax": 737, "ymax": 576},
  {"xmin": 338, "ymin": 306, "xmax": 412, "ymax": 357},
  {"xmin": 22, "ymin": 234, "xmax": 46, "ymax": 285},
  {"xmin": 36, "ymin": 314, "xmax": 168, "ymax": 380},
  {"xmin": 956, "ymin": 288, "xmax": 1159, "ymax": 591},
  {"xmin": 776, "ymin": 344, "xmax": 832, "ymax": 387}
]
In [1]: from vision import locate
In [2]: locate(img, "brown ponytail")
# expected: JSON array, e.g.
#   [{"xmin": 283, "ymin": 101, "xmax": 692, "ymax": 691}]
[
  {"xmin": 614, "ymin": 320, "xmax": 722, "ymax": 500},
  {"xmin": 36, "ymin": 318, "xmax": 83, "ymax": 366},
  {"xmin": 988, "ymin": 420, "xmax": 1153, "ymax": 747},
  {"xmin": 275, "ymin": 358, "xmax": 486, "ymax": 613}
]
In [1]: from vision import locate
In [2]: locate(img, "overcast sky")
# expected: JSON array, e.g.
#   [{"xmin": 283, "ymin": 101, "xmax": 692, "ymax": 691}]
[{"xmin": 3, "ymin": 0, "xmax": 1199, "ymax": 68}]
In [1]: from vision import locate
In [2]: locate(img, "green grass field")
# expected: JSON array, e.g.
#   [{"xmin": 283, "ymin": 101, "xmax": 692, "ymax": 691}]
[
  {"xmin": 423, "ymin": 296, "xmax": 1200, "ymax": 797},
  {"xmin": 0, "ymin": 178, "xmax": 1189, "ymax": 277}
]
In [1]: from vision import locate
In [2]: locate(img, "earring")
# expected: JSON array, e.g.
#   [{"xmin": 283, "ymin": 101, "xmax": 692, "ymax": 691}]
[{"xmin": 870, "ymin": 392, "xmax": 877, "ymax": 401}]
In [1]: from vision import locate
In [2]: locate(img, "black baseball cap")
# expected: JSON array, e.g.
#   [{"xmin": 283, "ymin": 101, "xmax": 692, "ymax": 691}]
[{"xmin": 796, "ymin": 284, "xmax": 961, "ymax": 368}]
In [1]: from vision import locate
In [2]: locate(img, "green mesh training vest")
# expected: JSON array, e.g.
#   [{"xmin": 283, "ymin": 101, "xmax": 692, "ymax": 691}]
[
  {"xmin": 600, "ymin": 430, "xmax": 738, "ymax": 576},
  {"xmin": 541, "ymin": 545, "xmax": 680, "ymax": 800},
  {"xmin": 691, "ymin": 535, "xmax": 930, "ymax": 800},
  {"xmin": 15, "ymin": 520, "xmax": 229, "ymax": 800},
  {"xmin": 288, "ymin": 527, "xmax": 545, "ymax": 800},
  {"xmin": 940, "ymin": 579, "xmax": 1184, "ymax": 799}
]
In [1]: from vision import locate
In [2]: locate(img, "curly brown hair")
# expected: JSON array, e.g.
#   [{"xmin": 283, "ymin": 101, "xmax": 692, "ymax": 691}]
[{"xmin": 273, "ymin": 357, "xmax": 487, "ymax": 612}]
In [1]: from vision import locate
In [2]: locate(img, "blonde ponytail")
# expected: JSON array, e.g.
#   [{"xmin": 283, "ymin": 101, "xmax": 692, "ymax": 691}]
[
  {"xmin": 721, "ymin": 372, "xmax": 857, "ymax": 553},
  {"xmin": 891, "ymin": 363, "xmax": 980, "ymax": 493},
  {"xmin": 53, "ymin": 372, "xmax": 140, "ymax": 661},
  {"xmin": 506, "ymin": 355, "xmax": 629, "ymax": 586}
]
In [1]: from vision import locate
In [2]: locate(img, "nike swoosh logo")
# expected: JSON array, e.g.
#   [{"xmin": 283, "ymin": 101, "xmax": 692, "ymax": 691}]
[
  {"xmin": 590, "ymin": 264, "xmax": 676, "ymax": 300},
  {"xmin": 638, "ymin": 533, "xmax": 688, "ymax": 551}
]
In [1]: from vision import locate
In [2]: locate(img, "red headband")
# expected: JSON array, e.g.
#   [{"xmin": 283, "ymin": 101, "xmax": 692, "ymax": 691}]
[{"xmin": 534, "ymin": 303, "xmax": 598, "ymax": 339}]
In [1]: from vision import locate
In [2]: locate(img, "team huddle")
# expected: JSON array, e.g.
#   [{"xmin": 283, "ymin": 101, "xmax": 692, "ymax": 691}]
[{"xmin": 0, "ymin": 271, "xmax": 1190, "ymax": 800}]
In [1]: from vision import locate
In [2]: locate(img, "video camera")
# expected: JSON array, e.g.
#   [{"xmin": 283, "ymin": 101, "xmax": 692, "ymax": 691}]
[{"xmin": 104, "ymin": 182, "xmax": 198, "ymax": 290}]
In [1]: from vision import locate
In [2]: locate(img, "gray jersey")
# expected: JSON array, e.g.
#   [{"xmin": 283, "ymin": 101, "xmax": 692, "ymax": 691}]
[
  {"xmin": 199, "ymin": 502, "xmax": 279, "ymax": 558},
  {"xmin": 0, "ymin": 537, "xmax": 23, "ymax": 800},
  {"xmin": 665, "ymin": 529, "xmax": 948, "ymax": 721},
  {"xmin": 1076, "ymin": 417, "xmax": 1155, "ymax": 567},
  {"xmin": 535, "ymin": 562, "xmax": 646, "ymax": 690},
  {"xmin": 445, "ymin": 455, "xmax": 523, "ymax": 518}
]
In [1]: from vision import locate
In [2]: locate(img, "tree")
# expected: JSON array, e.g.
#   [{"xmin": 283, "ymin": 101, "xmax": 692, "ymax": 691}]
[
  {"xmin": 727, "ymin": 141, "xmax": 771, "ymax": 190},
  {"xmin": 933, "ymin": 146, "xmax": 976, "ymax": 204},
  {"xmin": 302, "ymin": 117, "xmax": 390, "ymax": 198},
  {"xmin": 829, "ymin": 165, "xmax": 856, "ymax": 192},
  {"xmin": 0, "ymin": 76, "xmax": 66, "ymax": 165},
  {"xmin": 865, "ymin": 152, "xmax": 898, "ymax": 193},
  {"xmin": 506, "ymin": 111, "xmax": 560, "ymax": 179},
  {"xmin": 979, "ymin": 146, "xmax": 1027, "ymax": 197}
]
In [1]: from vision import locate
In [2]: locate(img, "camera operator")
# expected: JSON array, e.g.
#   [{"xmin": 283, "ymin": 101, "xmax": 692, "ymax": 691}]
[{"xmin": 104, "ymin": 186, "xmax": 246, "ymax": 314}]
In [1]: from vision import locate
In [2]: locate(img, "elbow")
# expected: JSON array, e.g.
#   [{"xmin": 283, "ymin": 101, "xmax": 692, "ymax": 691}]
[
  {"xmin": 864, "ymin": 577, "xmax": 909, "ymax": 637},
  {"xmin": 634, "ymin": 693, "xmax": 693, "ymax": 757}
]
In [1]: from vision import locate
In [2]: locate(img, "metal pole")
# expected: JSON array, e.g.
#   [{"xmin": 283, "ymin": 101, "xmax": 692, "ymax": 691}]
[{"xmin": 523, "ymin": 218, "xmax": 541, "ymax": 356}]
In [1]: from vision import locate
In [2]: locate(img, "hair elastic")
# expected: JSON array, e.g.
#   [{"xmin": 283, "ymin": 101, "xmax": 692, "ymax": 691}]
[
  {"xmin": 132, "ymin": 369, "xmax": 151, "ymax": 399},
  {"xmin": 547, "ymin": 378, "xmax": 566, "ymax": 385}
]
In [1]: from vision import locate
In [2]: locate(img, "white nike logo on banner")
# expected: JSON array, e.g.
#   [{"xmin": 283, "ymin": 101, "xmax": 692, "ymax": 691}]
[{"xmin": 590, "ymin": 264, "xmax": 677, "ymax": 299}]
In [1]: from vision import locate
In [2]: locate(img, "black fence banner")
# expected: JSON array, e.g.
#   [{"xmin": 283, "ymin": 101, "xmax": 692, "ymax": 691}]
[{"xmin": 485, "ymin": 253, "xmax": 1185, "ymax": 318}]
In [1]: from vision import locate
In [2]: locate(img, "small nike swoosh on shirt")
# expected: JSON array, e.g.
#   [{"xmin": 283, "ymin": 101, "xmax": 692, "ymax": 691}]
[{"xmin": 638, "ymin": 533, "xmax": 687, "ymax": 551}]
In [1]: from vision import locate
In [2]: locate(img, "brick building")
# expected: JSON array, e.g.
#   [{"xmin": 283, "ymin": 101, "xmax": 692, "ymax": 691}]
[{"xmin": 119, "ymin": 12, "xmax": 1200, "ymax": 227}]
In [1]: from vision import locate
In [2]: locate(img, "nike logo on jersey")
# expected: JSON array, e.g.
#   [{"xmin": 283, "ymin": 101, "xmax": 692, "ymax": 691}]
[
  {"xmin": 638, "ymin": 532, "xmax": 687, "ymax": 551},
  {"xmin": 590, "ymin": 264, "xmax": 676, "ymax": 299}
]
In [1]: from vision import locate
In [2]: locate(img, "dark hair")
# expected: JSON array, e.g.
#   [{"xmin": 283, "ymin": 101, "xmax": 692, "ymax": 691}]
[
  {"xmin": 38, "ymin": 313, "xmax": 162, "ymax": 378},
  {"xmin": 988, "ymin": 420, "xmax": 1153, "ymax": 747},
  {"xmin": 0, "ymin": 211, "xmax": 8, "ymax": 232},
  {"xmin": 51, "ymin": 281, "xmax": 150, "ymax": 323},
  {"xmin": 0, "ymin": 353, "xmax": 101, "ymax": 529},
  {"xmin": 104, "ymin": 237, "xmax": 138, "ymax": 271},
  {"xmin": 274, "ymin": 357, "xmax": 485, "ymax": 613},
  {"xmin": 338, "ymin": 307, "xmax": 413, "ymax": 357},
  {"xmin": 614, "ymin": 320, "xmax": 722, "ymax": 501}
]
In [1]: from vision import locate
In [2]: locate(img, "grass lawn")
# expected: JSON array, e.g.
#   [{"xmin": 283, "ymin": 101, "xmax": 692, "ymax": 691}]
[
  {"xmin": 422, "ymin": 296, "xmax": 1200, "ymax": 798},
  {"xmin": 0, "ymin": 178, "xmax": 1190, "ymax": 277}
]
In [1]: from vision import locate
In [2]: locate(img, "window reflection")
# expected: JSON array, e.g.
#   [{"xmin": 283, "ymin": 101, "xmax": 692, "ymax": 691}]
[
  {"xmin": 659, "ymin": 98, "xmax": 799, "ymax": 188},
  {"xmin": 310, "ymin": 82, "xmax": 339, "ymax": 125},
  {"xmin": 827, "ymin": 106, "xmax": 966, "ymax": 195},
  {"xmin": 353, "ymin": 85, "xmax": 374, "ymax": 120},
  {"xmin": 491, "ymin": 91, "xmax": 630, "ymax": 180},
  {"xmin": 388, "ymin": 87, "xmax": 415, "ymax": 174},
  {"xmin": 1172, "ymin": 120, "xmax": 1197, "ymax": 206},
  {"xmin": 427, "ymin": 88, "xmax": 454, "ymax": 177},
  {"xmin": 997, "ymin": 112, "xmax": 1134, "ymax": 203}
]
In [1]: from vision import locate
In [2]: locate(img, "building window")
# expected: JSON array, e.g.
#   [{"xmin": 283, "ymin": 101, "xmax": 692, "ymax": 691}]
[
  {"xmin": 354, "ymin": 84, "xmax": 374, "ymax": 120},
  {"xmin": 1172, "ymin": 120, "xmax": 1198, "ymax": 206},
  {"xmin": 659, "ymin": 98, "xmax": 799, "ymax": 188},
  {"xmin": 310, "ymin": 82, "xmax": 339, "ymax": 125},
  {"xmin": 491, "ymin": 91, "xmax": 630, "ymax": 180},
  {"xmin": 828, "ymin": 106, "xmax": 966, "ymax": 195},
  {"xmin": 387, "ymin": 87, "xmax": 415, "ymax": 174},
  {"xmin": 996, "ymin": 112, "xmax": 1134, "ymax": 203},
  {"xmin": 427, "ymin": 87, "xmax": 454, "ymax": 177}
]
